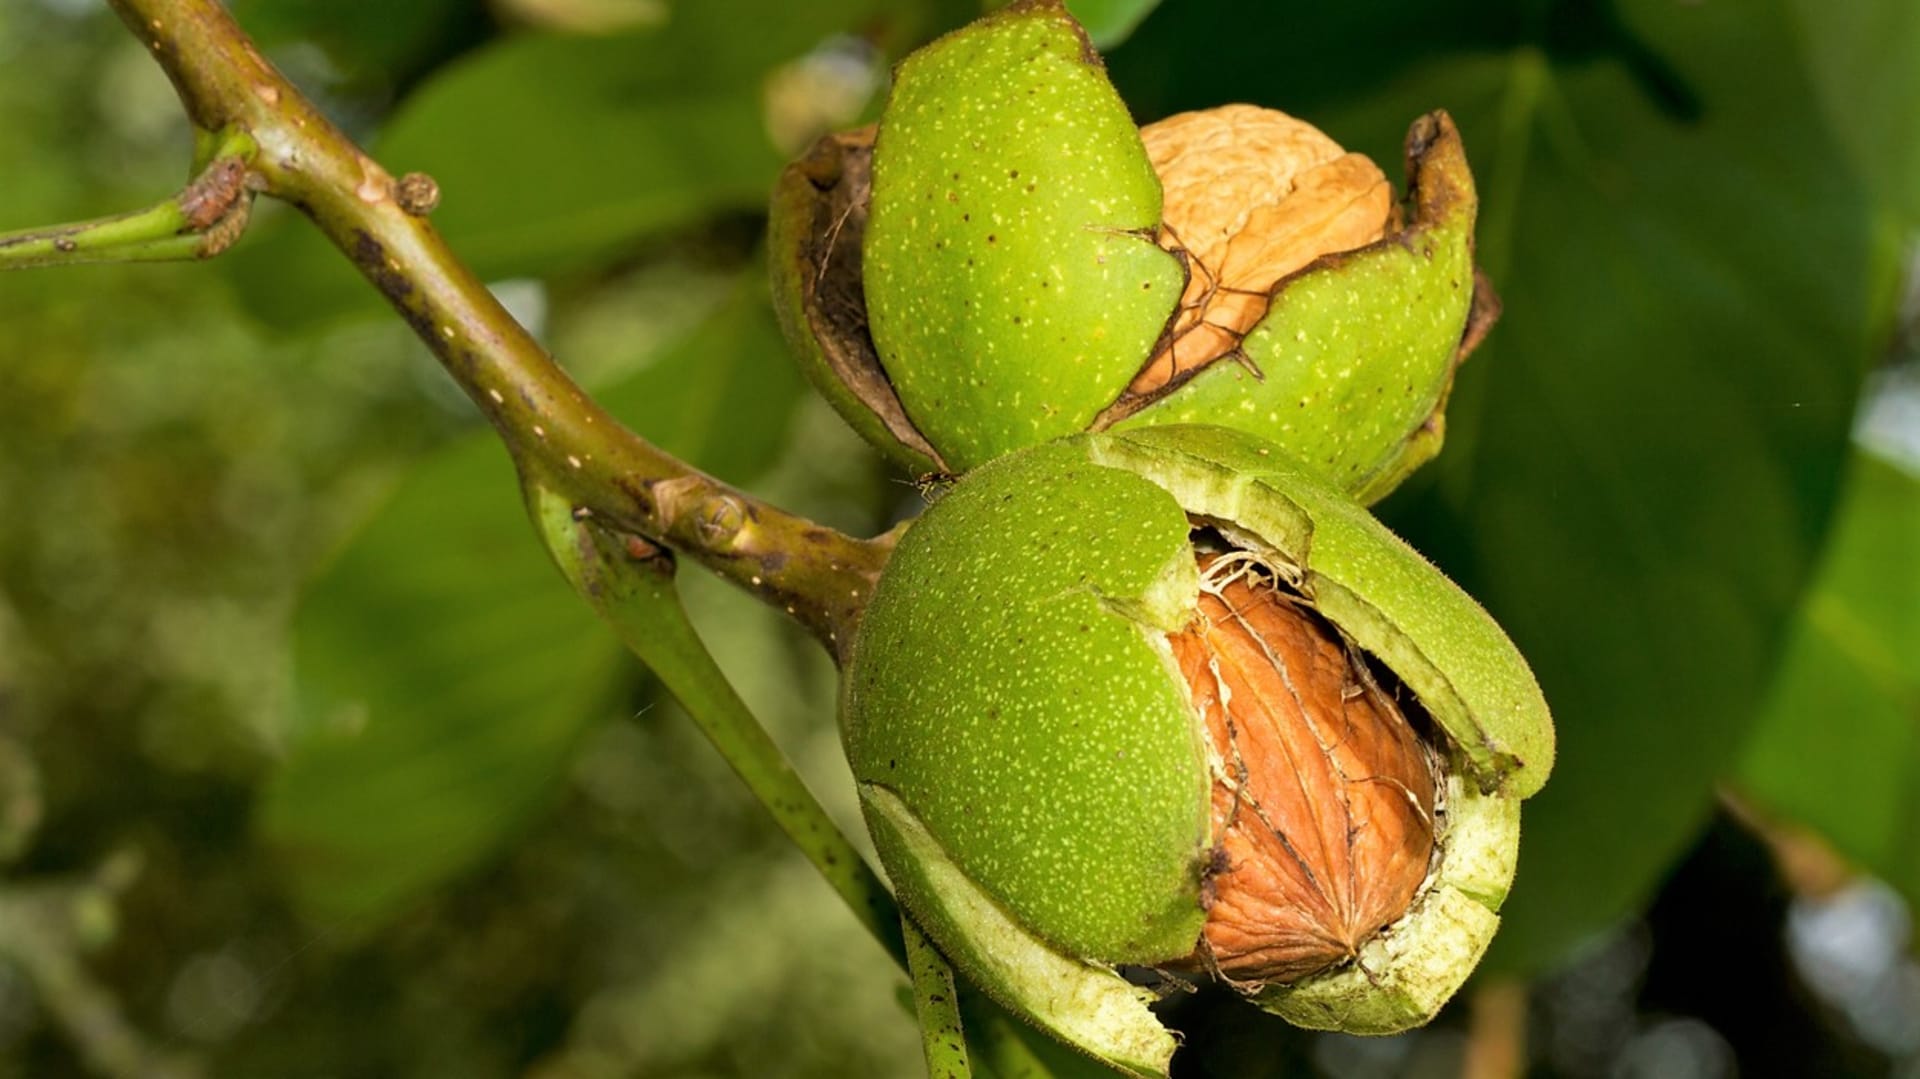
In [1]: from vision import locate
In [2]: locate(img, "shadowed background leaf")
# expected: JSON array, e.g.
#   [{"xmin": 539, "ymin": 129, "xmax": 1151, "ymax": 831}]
[{"xmin": 259, "ymin": 284, "xmax": 804, "ymax": 925}]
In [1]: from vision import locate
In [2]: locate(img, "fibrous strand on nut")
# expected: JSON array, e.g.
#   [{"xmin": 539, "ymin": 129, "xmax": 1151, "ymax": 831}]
[{"xmin": 1169, "ymin": 545, "xmax": 1438, "ymax": 984}]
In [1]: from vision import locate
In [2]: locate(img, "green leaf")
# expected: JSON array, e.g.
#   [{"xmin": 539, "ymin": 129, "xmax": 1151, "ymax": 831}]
[
  {"xmin": 1735, "ymin": 451, "xmax": 1920, "ymax": 902},
  {"xmin": 257, "ymin": 286, "xmax": 803, "ymax": 924},
  {"xmin": 1402, "ymin": 18, "xmax": 1878, "ymax": 974},
  {"xmin": 226, "ymin": 1, "xmax": 900, "ymax": 327},
  {"xmin": 1111, "ymin": 0, "xmax": 1886, "ymax": 971},
  {"xmin": 257, "ymin": 432, "xmax": 621, "ymax": 925},
  {"xmin": 1787, "ymin": 0, "xmax": 1920, "ymax": 226}
]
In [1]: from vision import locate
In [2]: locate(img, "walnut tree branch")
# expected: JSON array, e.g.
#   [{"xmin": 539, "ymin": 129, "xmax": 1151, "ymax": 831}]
[
  {"xmin": 106, "ymin": 0, "xmax": 888, "ymax": 658},
  {"xmin": 0, "ymin": 128, "xmax": 254, "ymax": 268}
]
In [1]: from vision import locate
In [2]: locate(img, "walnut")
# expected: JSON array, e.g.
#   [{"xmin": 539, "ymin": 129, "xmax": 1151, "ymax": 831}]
[{"xmin": 1169, "ymin": 551, "xmax": 1438, "ymax": 982}]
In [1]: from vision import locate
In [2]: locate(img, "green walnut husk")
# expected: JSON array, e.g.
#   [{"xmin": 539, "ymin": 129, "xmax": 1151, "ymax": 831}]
[
  {"xmin": 770, "ymin": 0, "xmax": 1495, "ymax": 500},
  {"xmin": 842, "ymin": 425, "xmax": 1552, "ymax": 1075},
  {"xmin": 1108, "ymin": 113, "xmax": 1490, "ymax": 505}
]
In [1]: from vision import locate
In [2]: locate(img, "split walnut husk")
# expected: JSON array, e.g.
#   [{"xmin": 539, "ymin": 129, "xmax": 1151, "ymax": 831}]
[
  {"xmin": 844, "ymin": 425, "xmax": 1553, "ymax": 1076},
  {"xmin": 1131, "ymin": 105, "xmax": 1394, "ymax": 395},
  {"xmin": 771, "ymin": 0, "xmax": 1495, "ymax": 494}
]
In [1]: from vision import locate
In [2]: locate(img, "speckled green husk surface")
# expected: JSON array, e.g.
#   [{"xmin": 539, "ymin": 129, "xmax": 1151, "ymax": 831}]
[
  {"xmin": 863, "ymin": 0, "xmax": 1183, "ymax": 472},
  {"xmin": 846, "ymin": 439, "xmax": 1213, "ymax": 966}
]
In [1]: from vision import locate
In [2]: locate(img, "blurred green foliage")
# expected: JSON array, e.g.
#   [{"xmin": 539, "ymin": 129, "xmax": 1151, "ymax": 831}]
[
  {"xmin": 0, "ymin": 0, "xmax": 1915, "ymax": 1076},
  {"xmin": 260, "ymin": 281, "xmax": 806, "ymax": 925}
]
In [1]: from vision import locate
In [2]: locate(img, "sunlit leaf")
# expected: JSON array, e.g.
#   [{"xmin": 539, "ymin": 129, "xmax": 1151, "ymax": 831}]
[{"xmin": 1735, "ymin": 451, "xmax": 1920, "ymax": 903}]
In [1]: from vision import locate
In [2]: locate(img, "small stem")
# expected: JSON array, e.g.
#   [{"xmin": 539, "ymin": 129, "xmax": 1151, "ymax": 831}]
[
  {"xmin": 0, "ymin": 131, "xmax": 254, "ymax": 269},
  {"xmin": 905, "ymin": 916, "xmax": 972, "ymax": 1079},
  {"xmin": 105, "ymin": 0, "xmax": 889, "ymax": 657},
  {"xmin": 1463, "ymin": 978, "xmax": 1529, "ymax": 1079},
  {"xmin": 530, "ymin": 483, "xmax": 905, "ymax": 966}
]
